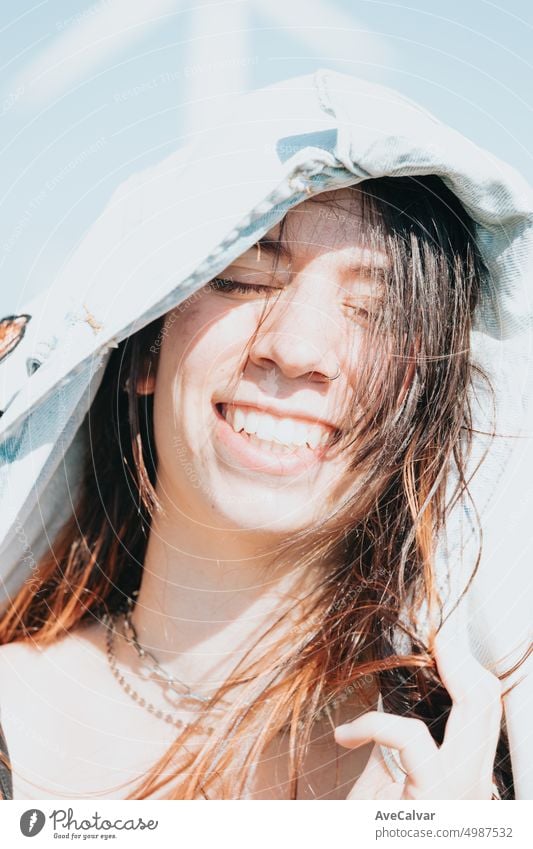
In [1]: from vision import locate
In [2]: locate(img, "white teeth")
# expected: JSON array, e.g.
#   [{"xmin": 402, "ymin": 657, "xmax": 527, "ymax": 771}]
[
  {"xmin": 247, "ymin": 434, "xmax": 295, "ymax": 454},
  {"xmin": 246, "ymin": 409, "xmax": 259, "ymax": 434},
  {"xmin": 233, "ymin": 407, "xmax": 246, "ymax": 434},
  {"xmin": 292, "ymin": 420, "xmax": 309, "ymax": 445},
  {"xmin": 254, "ymin": 414, "xmax": 276, "ymax": 443},
  {"xmin": 221, "ymin": 404, "xmax": 332, "ymax": 450},
  {"xmin": 278, "ymin": 418, "xmax": 300, "ymax": 445},
  {"xmin": 307, "ymin": 426, "xmax": 323, "ymax": 450}
]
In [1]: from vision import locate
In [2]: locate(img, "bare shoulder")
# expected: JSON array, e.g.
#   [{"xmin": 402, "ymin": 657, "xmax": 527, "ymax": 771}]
[
  {"xmin": 0, "ymin": 621, "xmax": 111, "ymax": 740},
  {"xmin": 0, "ymin": 623, "xmax": 180, "ymax": 799},
  {"xmin": 0, "ymin": 622, "xmax": 104, "ymax": 688},
  {"xmin": 0, "ymin": 638, "xmax": 44, "ymax": 703},
  {"xmin": 0, "ymin": 624, "xmax": 111, "ymax": 799},
  {"xmin": 0, "ymin": 638, "xmax": 58, "ymax": 798}
]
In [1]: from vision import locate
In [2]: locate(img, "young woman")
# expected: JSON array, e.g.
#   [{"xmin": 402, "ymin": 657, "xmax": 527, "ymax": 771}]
[{"xmin": 0, "ymin": 69, "xmax": 531, "ymax": 800}]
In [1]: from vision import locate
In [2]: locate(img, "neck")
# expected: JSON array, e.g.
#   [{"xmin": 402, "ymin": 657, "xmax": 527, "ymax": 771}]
[{"xmin": 130, "ymin": 492, "xmax": 323, "ymax": 692}]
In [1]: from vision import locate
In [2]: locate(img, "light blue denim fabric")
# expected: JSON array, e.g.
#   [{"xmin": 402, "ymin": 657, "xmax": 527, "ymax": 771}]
[{"xmin": 0, "ymin": 68, "xmax": 532, "ymax": 791}]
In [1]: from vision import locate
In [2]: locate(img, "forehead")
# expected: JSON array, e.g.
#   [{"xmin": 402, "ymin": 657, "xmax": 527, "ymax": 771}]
[
  {"xmin": 272, "ymin": 187, "xmax": 363, "ymax": 249},
  {"xmin": 238, "ymin": 187, "xmax": 388, "ymax": 271}
]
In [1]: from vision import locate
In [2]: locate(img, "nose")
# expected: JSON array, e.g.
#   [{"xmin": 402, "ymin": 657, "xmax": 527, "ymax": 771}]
[{"xmin": 247, "ymin": 287, "xmax": 340, "ymax": 383}]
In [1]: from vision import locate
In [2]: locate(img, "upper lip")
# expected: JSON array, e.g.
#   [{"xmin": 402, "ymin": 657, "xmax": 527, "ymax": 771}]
[{"xmin": 215, "ymin": 399, "xmax": 340, "ymax": 432}]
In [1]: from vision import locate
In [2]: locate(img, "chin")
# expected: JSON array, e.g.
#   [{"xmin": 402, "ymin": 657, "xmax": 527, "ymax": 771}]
[{"xmin": 206, "ymin": 485, "xmax": 321, "ymax": 534}]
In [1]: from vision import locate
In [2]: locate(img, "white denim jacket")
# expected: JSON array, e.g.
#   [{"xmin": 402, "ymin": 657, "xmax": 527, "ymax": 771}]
[{"xmin": 0, "ymin": 69, "xmax": 531, "ymax": 797}]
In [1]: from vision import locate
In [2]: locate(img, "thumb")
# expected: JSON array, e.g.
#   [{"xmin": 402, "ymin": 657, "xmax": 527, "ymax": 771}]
[{"xmin": 344, "ymin": 743, "xmax": 404, "ymax": 799}]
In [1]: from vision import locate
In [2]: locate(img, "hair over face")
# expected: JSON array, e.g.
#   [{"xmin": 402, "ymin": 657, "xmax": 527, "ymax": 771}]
[{"xmin": 0, "ymin": 175, "xmax": 521, "ymax": 799}]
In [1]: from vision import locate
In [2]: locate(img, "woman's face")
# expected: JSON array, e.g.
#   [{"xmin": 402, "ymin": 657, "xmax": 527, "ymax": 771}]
[{"xmin": 150, "ymin": 188, "xmax": 388, "ymax": 536}]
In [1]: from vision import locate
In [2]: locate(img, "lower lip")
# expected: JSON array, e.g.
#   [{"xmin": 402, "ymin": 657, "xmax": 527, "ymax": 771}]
[{"xmin": 212, "ymin": 403, "xmax": 329, "ymax": 477}]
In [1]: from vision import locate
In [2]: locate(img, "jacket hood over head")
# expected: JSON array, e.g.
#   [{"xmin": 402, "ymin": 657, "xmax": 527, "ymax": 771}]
[{"xmin": 1, "ymin": 68, "xmax": 532, "ymax": 793}]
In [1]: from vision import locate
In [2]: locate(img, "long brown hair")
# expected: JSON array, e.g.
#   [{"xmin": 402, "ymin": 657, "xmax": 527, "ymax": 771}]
[{"xmin": 0, "ymin": 176, "xmax": 526, "ymax": 799}]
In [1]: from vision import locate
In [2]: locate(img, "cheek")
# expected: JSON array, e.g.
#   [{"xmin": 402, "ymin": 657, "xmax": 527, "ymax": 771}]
[
  {"xmin": 165, "ymin": 303, "xmax": 203, "ymax": 354},
  {"xmin": 152, "ymin": 301, "xmax": 259, "ymax": 477},
  {"xmin": 155, "ymin": 298, "xmax": 260, "ymax": 402},
  {"xmin": 170, "ymin": 298, "xmax": 260, "ymax": 371}
]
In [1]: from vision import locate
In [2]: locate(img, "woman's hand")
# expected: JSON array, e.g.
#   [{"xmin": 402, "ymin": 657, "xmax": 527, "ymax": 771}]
[{"xmin": 334, "ymin": 622, "xmax": 503, "ymax": 799}]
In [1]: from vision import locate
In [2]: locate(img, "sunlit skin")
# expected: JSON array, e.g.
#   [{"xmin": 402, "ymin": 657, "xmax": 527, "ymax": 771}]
[
  {"xmin": 0, "ymin": 189, "xmax": 504, "ymax": 802},
  {"xmin": 128, "ymin": 187, "xmax": 503, "ymax": 799},
  {"xmin": 148, "ymin": 188, "xmax": 385, "ymax": 540},
  {"xmin": 335, "ymin": 619, "xmax": 503, "ymax": 799},
  {"xmin": 130, "ymin": 188, "xmax": 382, "ymax": 706}
]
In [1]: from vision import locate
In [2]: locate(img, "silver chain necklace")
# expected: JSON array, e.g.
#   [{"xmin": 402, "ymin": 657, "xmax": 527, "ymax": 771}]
[
  {"xmin": 102, "ymin": 598, "xmax": 357, "ymax": 733},
  {"xmin": 102, "ymin": 605, "xmax": 217, "ymax": 736},
  {"xmin": 120, "ymin": 596, "xmax": 221, "ymax": 704}
]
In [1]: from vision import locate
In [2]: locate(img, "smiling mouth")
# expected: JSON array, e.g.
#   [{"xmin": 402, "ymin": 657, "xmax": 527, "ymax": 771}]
[{"xmin": 214, "ymin": 402, "xmax": 340, "ymax": 454}]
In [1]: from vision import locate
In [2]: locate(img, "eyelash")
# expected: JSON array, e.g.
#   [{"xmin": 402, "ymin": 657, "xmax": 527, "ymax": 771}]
[
  {"xmin": 209, "ymin": 276, "xmax": 374, "ymax": 323},
  {"xmin": 209, "ymin": 277, "xmax": 278, "ymax": 295},
  {"xmin": 209, "ymin": 277, "xmax": 281, "ymax": 295}
]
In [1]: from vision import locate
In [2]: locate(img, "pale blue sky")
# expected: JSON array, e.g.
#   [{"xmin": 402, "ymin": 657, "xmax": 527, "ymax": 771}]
[{"xmin": 1, "ymin": 0, "xmax": 531, "ymax": 303}]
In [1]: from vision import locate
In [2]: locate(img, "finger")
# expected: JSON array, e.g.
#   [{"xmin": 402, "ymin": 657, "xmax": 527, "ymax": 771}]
[
  {"xmin": 345, "ymin": 743, "xmax": 405, "ymax": 800},
  {"xmin": 335, "ymin": 712, "xmax": 438, "ymax": 785},
  {"xmin": 432, "ymin": 618, "xmax": 496, "ymax": 702},
  {"xmin": 432, "ymin": 621, "xmax": 503, "ymax": 768},
  {"xmin": 433, "ymin": 626, "xmax": 501, "ymax": 715}
]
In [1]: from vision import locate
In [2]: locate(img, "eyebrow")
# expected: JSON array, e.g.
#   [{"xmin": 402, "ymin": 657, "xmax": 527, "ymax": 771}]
[
  {"xmin": 255, "ymin": 235, "xmax": 292, "ymax": 262},
  {"xmin": 251, "ymin": 236, "xmax": 388, "ymax": 282}
]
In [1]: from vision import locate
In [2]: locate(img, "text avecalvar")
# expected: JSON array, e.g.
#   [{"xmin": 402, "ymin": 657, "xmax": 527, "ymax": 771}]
[{"xmin": 375, "ymin": 811, "xmax": 436, "ymax": 821}]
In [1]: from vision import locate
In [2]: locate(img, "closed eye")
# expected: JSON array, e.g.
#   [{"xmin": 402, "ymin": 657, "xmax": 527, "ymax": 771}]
[
  {"xmin": 350, "ymin": 306, "xmax": 370, "ymax": 322},
  {"xmin": 344, "ymin": 302, "xmax": 380, "ymax": 326},
  {"xmin": 208, "ymin": 277, "xmax": 282, "ymax": 296},
  {"xmin": 209, "ymin": 277, "xmax": 382, "ymax": 325}
]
